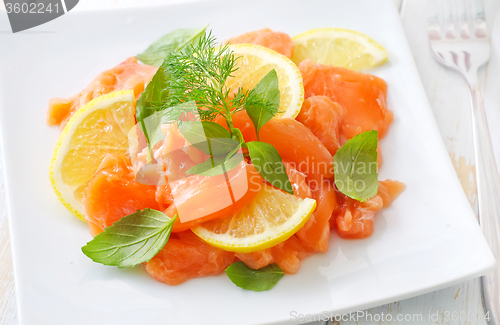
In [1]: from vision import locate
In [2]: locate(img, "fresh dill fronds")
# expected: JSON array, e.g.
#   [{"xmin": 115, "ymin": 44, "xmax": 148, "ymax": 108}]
[{"xmin": 159, "ymin": 31, "xmax": 267, "ymax": 140}]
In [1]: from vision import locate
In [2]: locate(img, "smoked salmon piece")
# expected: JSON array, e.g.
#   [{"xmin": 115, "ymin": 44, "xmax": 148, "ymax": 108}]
[
  {"xmin": 83, "ymin": 154, "xmax": 160, "ymax": 237},
  {"xmin": 260, "ymin": 118, "xmax": 334, "ymax": 185},
  {"xmin": 235, "ymin": 250, "xmax": 274, "ymax": 270},
  {"xmin": 296, "ymin": 180, "xmax": 337, "ymax": 252},
  {"xmin": 272, "ymin": 235, "xmax": 312, "ymax": 274},
  {"xmin": 146, "ymin": 231, "xmax": 235, "ymax": 285},
  {"xmin": 166, "ymin": 162, "xmax": 263, "ymax": 232},
  {"xmin": 227, "ymin": 28, "xmax": 295, "ymax": 58},
  {"xmin": 334, "ymin": 180, "xmax": 405, "ymax": 239},
  {"xmin": 236, "ymin": 235, "xmax": 314, "ymax": 274},
  {"xmin": 229, "ymin": 111, "xmax": 334, "ymax": 185},
  {"xmin": 298, "ymin": 59, "xmax": 393, "ymax": 140},
  {"xmin": 284, "ymin": 162, "xmax": 312, "ymax": 199},
  {"xmin": 47, "ymin": 57, "xmax": 157, "ymax": 127},
  {"xmin": 296, "ymin": 96, "xmax": 344, "ymax": 155}
]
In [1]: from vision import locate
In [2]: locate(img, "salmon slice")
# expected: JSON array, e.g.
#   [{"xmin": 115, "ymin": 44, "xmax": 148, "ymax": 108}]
[
  {"xmin": 334, "ymin": 180, "xmax": 405, "ymax": 239},
  {"xmin": 377, "ymin": 179, "xmax": 406, "ymax": 207},
  {"xmin": 166, "ymin": 162, "xmax": 263, "ymax": 232},
  {"xmin": 271, "ymin": 244, "xmax": 300, "ymax": 274},
  {"xmin": 83, "ymin": 154, "xmax": 160, "ymax": 237},
  {"xmin": 229, "ymin": 111, "xmax": 334, "ymax": 185},
  {"xmin": 47, "ymin": 57, "xmax": 157, "ymax": 127},
  {"xmin": 284, "ymin": 161, "xmax": 312, "ymax": 199},
  {"xmin": 146, "ymin": 230, "xmax": 235, "ymax": 285},
  {"xmin": 296, "ymin": 96, "xmax": 344, "ymax": 155},
  {"xmin": 272, "ymin": 235, "xmax": 313, "ymax": 274},
  {"xmin": 296, "ymin": 180, "xmax": 337, "ymax": 252},
  {"xmin": 298, "ymin": 59, "xmax": 393, "ymax": 140},
  {"xmin": 236, "ymin": 235, "xmax": 314, "ymax": 274},
  {"xmin": 235, "ymin": 250, "xmax": 274, "ymax": 270},
  {"xmin": 153, "ymin": 148, "xmax": 196, "ymax": 211},
  {"xmin": 260, "ymin": 118, "xmax": 334, "ymax": 185},
  {"xmin": 227, "ymin": 28, "xmax": 295, "ymax": 58}
]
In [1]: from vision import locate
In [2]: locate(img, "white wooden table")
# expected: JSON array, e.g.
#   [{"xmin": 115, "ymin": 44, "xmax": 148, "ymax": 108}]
[{"xmin": 0, "ymin": 0, "xmax": 499, "ymax": 324}]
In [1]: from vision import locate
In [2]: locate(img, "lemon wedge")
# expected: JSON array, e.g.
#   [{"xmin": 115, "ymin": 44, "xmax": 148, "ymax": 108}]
[
  {"xmin": 291, "ymin": 28, "xmax": 388, "ymax": 70},
  {"xmin": 225, "ymin": 44, "xmax": 304, "ymax": 119},
  {"xmin": 191, "ymin": 184, "xmax": 316, "ymax": 253},
  {"xmin": 49, "ymin": 90, "xmax": 136, "ymax": 220}
]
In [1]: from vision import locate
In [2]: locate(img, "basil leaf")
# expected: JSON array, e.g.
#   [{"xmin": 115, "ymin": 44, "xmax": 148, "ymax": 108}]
[
  {"xmin": 225, "ymin": 262, "xmax": 284, "ymax": 291},
  {"xmin": 81, "ymin": 209, "xmax": 177, "ymax": 268},
  {"xmin": 247, "ymin": 141, "xmax": 292, "ymax": 194},
  {"xmin": 137, "ymin": 26, "xmax": 208, "ymax": 66},
  {"xmin": 136, "ymin": 64, "xmax": 169, "ymax": 126},
  {"xmin": 333, "ymin": 130, "xmax": 379, "ymax": 201},
  {"xmin": 178, "ymin": 121, "xmax": 236, "ymax": 156},
  {"xmin": 186, "ymin": 151, "xmax": 242, "ymax": 176},
  {"xmin": 135, "ymin": 64, "xmax": 170, "ymax": 162},
  {"xmin": 246, "ymin": 69, "xmax": 280, "ymax": 139}
]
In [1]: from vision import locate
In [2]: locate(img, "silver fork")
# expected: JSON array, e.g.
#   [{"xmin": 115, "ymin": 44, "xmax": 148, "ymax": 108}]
[{"xmin": 428, "ymin": 1, "xmax": 500, "ymax": 324}]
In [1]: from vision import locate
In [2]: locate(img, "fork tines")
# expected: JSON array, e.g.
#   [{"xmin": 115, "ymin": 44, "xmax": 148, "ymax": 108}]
[{"xmin": 427, "ymin": 0, "xmax": 489, "ymax": 41}]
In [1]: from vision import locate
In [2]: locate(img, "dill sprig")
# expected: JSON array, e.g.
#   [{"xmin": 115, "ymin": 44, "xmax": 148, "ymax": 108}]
[{"xmin": 160, "ymin": 32, "xmax": 263, "ymax": 141}]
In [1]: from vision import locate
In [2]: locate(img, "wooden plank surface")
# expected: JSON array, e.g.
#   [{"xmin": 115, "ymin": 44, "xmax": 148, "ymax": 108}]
[{"xmin": 0, "ymin": 0, "xmax": 498, "ymax": 324}]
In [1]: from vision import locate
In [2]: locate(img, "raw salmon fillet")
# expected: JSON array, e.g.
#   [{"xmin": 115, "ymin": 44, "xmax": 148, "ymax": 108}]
[
  {"xmin": 229, "ymin": 111, "xmax": 334, "ymax": 184},
  {"xmin": 146, "ymin": 231, "xmax": 235, "ymax": 285},
  {"xmin": 334, "ymin": 180, "xmax": 405, "ymax": 239},
  {"xmin": 227, "ymin": 28, "xmax": 295, "ymax": 58},
  {"xmin": 296, "ymin": 96, "xmax": 344, "ymax": 155},
  {"xmin": 296, "ymin": 180, "xmax": 337, "ymax": 252},
  {"xmin": 298, "ymin": 59, "xmax": 393, "ymax": 140},
  {"xmin": 236, "ymin": 235, "xmax": 314, "ymax": 274},
  {"xmin": 83, "ymin": 154, "xmax": 160, "ymax": 237},
  {"xmin": 165, "ymin": 162, "xmax": 263, "ymax": 233},
  {"xmin": 47, "ymin": 57, "xmax": 157, "ymax": 127},
  {"xmin": 284, "ymin": 162, "xmax": 312, "ymax": 199}
]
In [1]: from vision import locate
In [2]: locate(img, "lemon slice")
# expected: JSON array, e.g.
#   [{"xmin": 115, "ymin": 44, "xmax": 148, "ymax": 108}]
[
  {"xmin": 225, "ymin": 44, "xmax": 304, "ymax": 119},
  {"xmin": 191, "ymin": 184, "xmax": 316, "ymax": 253},
  {"xmin": 49, "ymin": 90, "xmax": 136, "ymax": 220},
  {"xmin": 291, "ymin": 28, "xmax": 388, "ymax": 70}
]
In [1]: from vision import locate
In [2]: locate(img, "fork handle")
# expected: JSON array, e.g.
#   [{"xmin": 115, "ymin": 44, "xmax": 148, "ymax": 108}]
[{"xmin": 468, "ymin": 84, "xmax": 500, "ymax": 325}]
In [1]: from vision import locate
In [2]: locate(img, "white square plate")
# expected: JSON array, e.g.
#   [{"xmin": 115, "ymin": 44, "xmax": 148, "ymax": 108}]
[{"xmin": 0, "ymin": 0, "xmax": 495, "ymax": 324}]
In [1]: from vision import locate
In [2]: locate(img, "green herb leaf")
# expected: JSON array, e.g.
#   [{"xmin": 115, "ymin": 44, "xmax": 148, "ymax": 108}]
[
  {"xmin": 135, "ymin": 65, "xmax": 169, "ymax": 129},
  {"xmin": 178, "ymin": 121, "xmax": 237, "ymax": 156},
  {"xmin": 135, "ymin": 64, "xmax": 170, "ymax": 162},
  {"xmin": 225, "ymin": 262, "xmax": 284, "ymax": 291},
  {"xmin": 81, "ymin": 209, "xmax": 177, "ymax": 268},
  {"xmin": 137, "ymin": 26, "xmax": 208, "ymax": 66},
  {"xmin": 247, "ymin": 141, "xmax": 292, "ymax": 194},
  {"xmin": 246, "ymin": 69, "xmax": 280, "ymax": 139},
  {"xmin": 333, "ymin": 130, "xmax": 379, "ymax": 201},
  {"xmin": 159, "ymin": 32, "xmax": 251, "ymax": 124}
]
